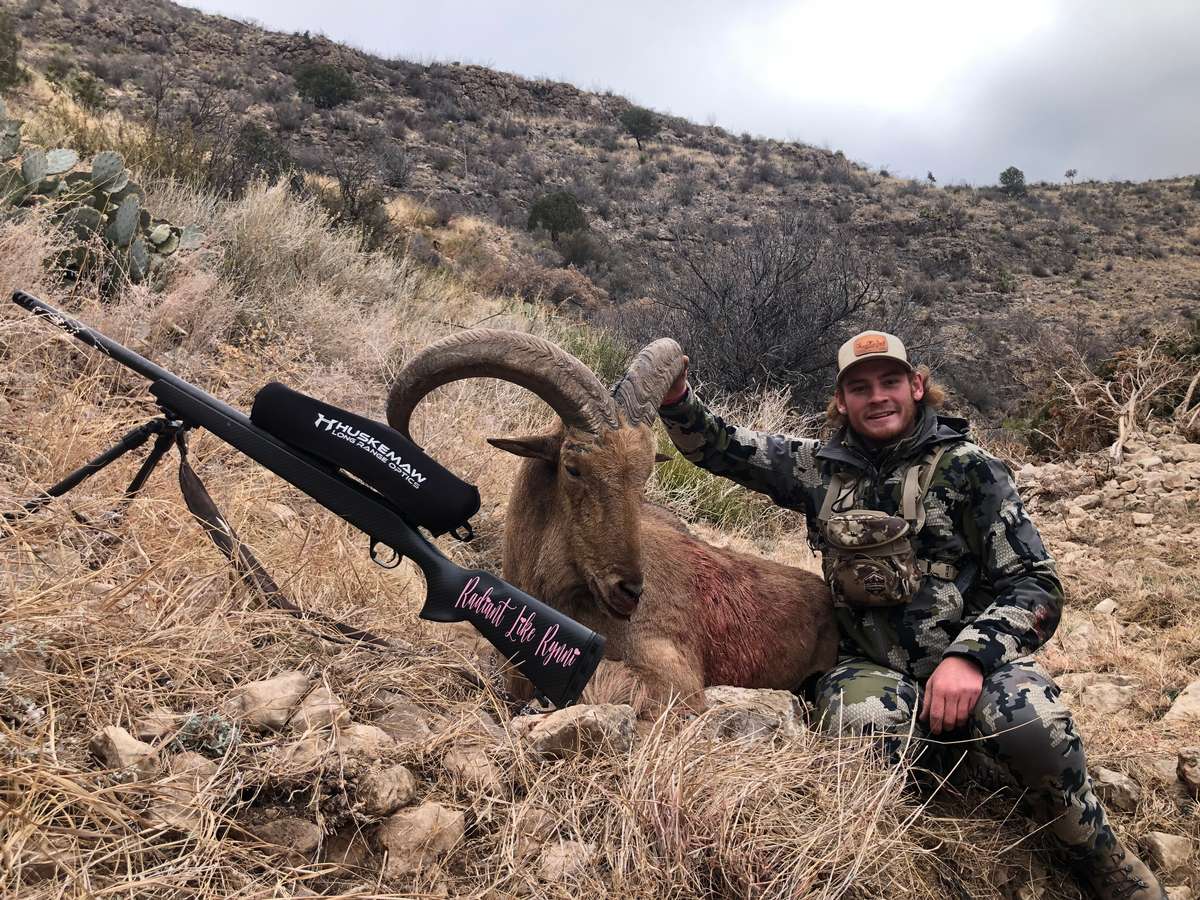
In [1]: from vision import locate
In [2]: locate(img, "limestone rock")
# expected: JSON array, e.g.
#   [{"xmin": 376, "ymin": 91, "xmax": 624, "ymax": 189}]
[
  {"xmin": 538, "ymin": 839, "xmax": 595, "ymax": 881},
  {"xmin": 230, "ymin": 671, "xmax": 310, "ymax": 731},
  {"xmin": 443, "ymin": 744, "xmax": 502, "ymax": 790},
  {"xmin": 1092, "ymin": 598, "xmax": 1118, "ymax": 615},
  {"xmin": 278, "ymin": 734, "xmax": 331, "ymax": 773},
  {"xmin": 1092, "ymin": 767, "xmax": 1140, "ymax": 812},
  {"xmin": 1162, "ymin": 471, "xmax": 1189, "ymax": 490},
  {"xmin": 168, "ymin": 751, "xmax": 218, "ymax": 781},
  {"xmin": 1058, "ymin": 622, "xmax": 1095, "ymax": 653},
  {"xmin": 375, "ymin": 696, "xmax": 437, "ymax": 744},
  {"xmin": 441, "ymin": 703, "xmax": 507, "ymax": 743},
  {"xmin": 335, "ymin": 723, "xmax": 397, "ymax": 758},
  {"xmin": 254, "ymin": 816, "xmax": 322, "ymax": 859},
  {"xmin": 1147, "ymin": 754, "xmax": 1182, "ymax": 783},
  {"xmin": 292, "ymin": 686, "xmax": 349, "ymax": 732},
  {"xmin": 1082, "ymin": 679, "xmax": 1139, "ymax": 715},
  {"xmin": 1057, "ymin": 673, "xmax": 1139, "ymax": 715},
  {"xmin": 513, "ymin": 704, "xmax": 635, "ymax": 758},
  {"xmin": 89, "ymin": 726, "xmax": 156, "ymax": 774},
  {"xmin": 1131, "ymin": 512, "xmax": 1155, "ymax": 526},
  {"xmin": 374, "ymin": 802, "xmax": 465, "ymax": 878},
  {"xmin": 133, "ymin": 709, "xmax": 180, "ymax": 743},
  {"xmin": 1144, "ymin": 832, "xmax": 1192, "ymax": 876},
  {"xmin": 513, "ymin": 805, "xmax": 558, "ymax": 860},
  {"xmin": 143, "ymin": 752, "xmax": 218, "ymax": 833},
  {"xmin": 357, "ymin": 764, "xmax": 417, "ymax": 817},
  {"xmin": 1163, "ymin": 679, "xmax": 1200, "ymax": 723},
  {"xmin": 1177, "ymin": 747, "xmax": 1200, "ymax": 798},
  {"xmin": 700, "ymin": 686, "xmax": 804, "ymax": 741}
]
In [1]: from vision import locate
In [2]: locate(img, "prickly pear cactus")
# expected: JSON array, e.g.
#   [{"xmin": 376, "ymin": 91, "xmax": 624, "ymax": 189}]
[
  {"xmin": 44, "ymin": 148, "xmax": 78, "ymax": 176},
  {"xmin": 106, "ymin": 195, "xmax": 140, "ymax": 248},
  {"xmin": 0, "ymin": 116, "xmax": 203, "ymax": 288},
  {"xmin": 89, "ymin": 150, "xmax": 125, "ymax": 191},
  {"xmin": 20, "ymin": 148, "xmax": 46, "ymax": 185}
]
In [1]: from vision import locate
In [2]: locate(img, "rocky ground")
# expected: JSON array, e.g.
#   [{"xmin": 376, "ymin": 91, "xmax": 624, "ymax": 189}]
[{"xmin": 3, "ymin": 361, "xmax": 1198, "ymax": 897}]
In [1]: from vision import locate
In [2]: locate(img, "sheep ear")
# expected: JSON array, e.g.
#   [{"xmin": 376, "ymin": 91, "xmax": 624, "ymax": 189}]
[
  {"xmin": 654, "ymin": 452, "xmax": 673, "ymax": 463},
  {"xmin": 487, "ymin": 435, "xmax": 561, "ymax": 462}
]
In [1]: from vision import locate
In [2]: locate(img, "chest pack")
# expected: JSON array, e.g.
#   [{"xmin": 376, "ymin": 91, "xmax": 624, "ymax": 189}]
[{"xmin": 816, "ymin": 444, "xmax": 958, "ymax": 608}]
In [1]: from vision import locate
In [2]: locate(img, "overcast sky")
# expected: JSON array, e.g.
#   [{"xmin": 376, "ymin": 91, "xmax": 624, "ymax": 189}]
[{"xmin": 182, "ymin": 1, "xmax": 1200, "ymax": 186}]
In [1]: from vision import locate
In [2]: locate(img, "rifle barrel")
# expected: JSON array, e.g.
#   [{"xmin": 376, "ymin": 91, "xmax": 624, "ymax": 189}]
[{"xmin": 13, "ymin": 290, "xmax": 254, "ymax": 425}]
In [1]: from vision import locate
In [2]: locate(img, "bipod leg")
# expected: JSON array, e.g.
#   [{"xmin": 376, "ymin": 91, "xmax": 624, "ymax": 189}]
[
  {"xmin": 106, "ymin": 420, "xmax": 186, "ymax": 523},
  {"xmin": 4, "ymin": 418, "xmax": 177, "ymax": 527}
]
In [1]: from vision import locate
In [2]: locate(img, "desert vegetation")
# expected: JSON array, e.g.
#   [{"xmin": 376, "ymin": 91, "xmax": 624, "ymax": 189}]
[
  {"xmin": 9, "ymin": 0, "xmax": 1199, "ymax": 427},
  {"xmin": 1, "ymin": 6, "xmax": 1198, "ymax": 899}
]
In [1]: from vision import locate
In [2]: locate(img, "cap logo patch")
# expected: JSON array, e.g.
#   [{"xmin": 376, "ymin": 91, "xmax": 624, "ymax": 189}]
[{"xmin": 853, "ymin": 334, "xmax": 888, "ymax": 356}]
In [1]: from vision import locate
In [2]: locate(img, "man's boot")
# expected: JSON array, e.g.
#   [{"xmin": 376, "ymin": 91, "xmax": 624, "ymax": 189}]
[{"xmin": 1072, "ymin": 840, "xmax": 1167, "ymax": 900}]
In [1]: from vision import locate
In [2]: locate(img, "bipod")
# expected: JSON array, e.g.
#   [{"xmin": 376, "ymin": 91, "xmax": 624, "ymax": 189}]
[
  {"xmin": 4, "ymin": 410, "xmax": 398, "ymax": 652},
  {"xmin": 4, "ymin": 413, "xmax": 187, "ymax": 528}
]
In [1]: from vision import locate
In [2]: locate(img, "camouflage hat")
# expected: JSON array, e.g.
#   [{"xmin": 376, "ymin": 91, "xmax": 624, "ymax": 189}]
[{"xmin": 836, "ymin": 331, "xmax": 913, "ymax": 383}]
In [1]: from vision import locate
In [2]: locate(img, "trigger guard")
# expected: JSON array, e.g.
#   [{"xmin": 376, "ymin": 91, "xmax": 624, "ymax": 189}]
[{"xmin": 369, "ymin": 540, "xmax": 401, "ymax": 569}]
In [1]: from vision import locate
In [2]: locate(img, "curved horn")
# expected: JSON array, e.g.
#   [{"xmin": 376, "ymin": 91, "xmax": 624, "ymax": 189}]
[
  {"xmin": 611, "ymin": 338, "xmax": 687, "ymax": 426},
  {"xmin": 387, "ymin": 329, "xmax": 618, "ymax": 437}
]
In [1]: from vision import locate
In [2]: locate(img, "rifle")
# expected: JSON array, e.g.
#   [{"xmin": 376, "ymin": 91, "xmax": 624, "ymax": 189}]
[{"xmin": 8, "ymin": 290, "xmax": 606, "ymax": 709}]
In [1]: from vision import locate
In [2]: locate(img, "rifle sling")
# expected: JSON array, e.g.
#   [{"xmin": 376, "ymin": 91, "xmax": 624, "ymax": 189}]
[{"xmin": 174, "ymin": 433, "xmax": 396, "ymax": 651}]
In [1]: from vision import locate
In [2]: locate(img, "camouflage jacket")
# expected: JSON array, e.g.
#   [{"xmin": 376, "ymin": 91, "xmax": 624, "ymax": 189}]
[{"xmin": 660, "ymin": 389, "xmax": 1063, "ymax": 681}]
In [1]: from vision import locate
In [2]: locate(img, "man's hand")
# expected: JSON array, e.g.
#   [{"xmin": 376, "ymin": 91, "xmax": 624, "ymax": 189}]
[
  {"xmin": 920, "ymin": 655, "xmax": 983, "ymax": 735},
  {"xmin": 660, "ymin": 355, "xmax": 690, "ymax": 407}
]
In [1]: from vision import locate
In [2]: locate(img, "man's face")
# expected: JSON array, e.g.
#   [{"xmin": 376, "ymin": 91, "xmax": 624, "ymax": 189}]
[{"xmin": 836, "ymin": 359, "xmax": 926, "ymax": 444}]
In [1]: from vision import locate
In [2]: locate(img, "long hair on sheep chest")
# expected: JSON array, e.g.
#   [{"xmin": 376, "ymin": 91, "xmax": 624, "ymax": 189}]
[{"xmin": 387, "ymin": 329, "xmax": 837, "ymax": 713}]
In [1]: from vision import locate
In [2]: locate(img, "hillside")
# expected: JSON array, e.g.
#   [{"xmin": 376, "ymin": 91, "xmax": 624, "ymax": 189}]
[
  {"xmin": 1, "ymin": 5, "xmax": 1198, "ymax": 899},
  {"xmin": 10, "ymin": 0, "xmax": 1200, "ymax": 418}
]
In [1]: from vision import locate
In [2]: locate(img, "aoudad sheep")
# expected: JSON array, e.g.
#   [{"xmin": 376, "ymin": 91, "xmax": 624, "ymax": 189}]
[{"xmin": 387, "ymin": 329, "xmax": 837, "ymax": 713}]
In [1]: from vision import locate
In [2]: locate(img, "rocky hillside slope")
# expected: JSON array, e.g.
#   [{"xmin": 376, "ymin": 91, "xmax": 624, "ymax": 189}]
[{"xmin": 10, "ymin": 0, "xmax": 1200, "ymax": 414}]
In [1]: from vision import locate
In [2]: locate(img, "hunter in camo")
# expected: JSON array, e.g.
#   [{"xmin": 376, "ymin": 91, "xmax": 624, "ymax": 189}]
[{"xmin": 658, "ymin": 389, "xmax": 1118, "ymax": 858}]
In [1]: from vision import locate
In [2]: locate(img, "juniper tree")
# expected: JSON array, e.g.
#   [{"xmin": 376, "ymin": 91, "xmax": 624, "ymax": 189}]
[
  {"xmin": 1000, "ymin": 166, "xmax": 1027, "ymax": 197},
  {"xmin": 619, "ymin": 106, "xmax": 658, "ymax": 150}
]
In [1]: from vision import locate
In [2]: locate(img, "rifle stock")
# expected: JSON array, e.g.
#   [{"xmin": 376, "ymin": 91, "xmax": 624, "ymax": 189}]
[{"xmin": 13, "ymin": 290, "xmax": 605, "ymax": 709}]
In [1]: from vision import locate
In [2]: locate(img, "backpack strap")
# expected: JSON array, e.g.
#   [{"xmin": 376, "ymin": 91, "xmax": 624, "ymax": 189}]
[
  {"xmin": 900, "ymin": 442, "xmax": 951, "ymax": 531},
  {"xmin": 903, "ymin": 442, "xmax": 960, "ymax": 580},
  {"xmin": 817, "ymin": 467, "xmax": 860, "ymax": 524}
]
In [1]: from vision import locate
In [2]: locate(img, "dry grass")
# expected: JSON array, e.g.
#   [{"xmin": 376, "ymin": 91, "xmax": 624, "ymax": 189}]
[{"xmin": 1, "ymin": 168, "xmax": 1196, "ymax": 899}]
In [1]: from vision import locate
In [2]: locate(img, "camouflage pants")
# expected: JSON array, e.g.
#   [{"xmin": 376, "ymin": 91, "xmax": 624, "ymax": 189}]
[{"xmin": 813, "ymin": 655, "xmax": 1116, "ymax": 854}]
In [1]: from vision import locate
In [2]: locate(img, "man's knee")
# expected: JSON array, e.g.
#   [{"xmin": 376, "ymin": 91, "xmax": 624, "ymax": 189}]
[
  {"xmin": 815, "ymin": 659, "xmax": 919, "ymax": 736},
  {"xmin": 972, "ymin": 660, "xmax": 1083, "ymax": 779}
]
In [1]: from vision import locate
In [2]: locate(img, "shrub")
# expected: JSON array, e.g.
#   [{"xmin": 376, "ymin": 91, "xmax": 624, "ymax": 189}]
[
  {"xmin": 556, "ymin": 229, "xmax": 607, "ymax": 269},
  {"xmin": 0, "ymin": 10, "xmax": 26, "ymax": 91},
  {"xmin": 483, "ymin": 258, "xmax": 605, "ymax": 310},
  {"xmin": 621, "ymin": 213, "xmax": 913, "ymax": 408},
  {"xmin": 294, "ymin": 62, "xmax": 358, "ymax": 109},
  {"xmin": 999, "ymin": 165, "xmax": 1026, "ymax": 197},
  {"xmin": 227, "ymin": 121, "xmax": 292, "ymax": 191},
  {"xmin": 69, "ymin": 71, "xmax": 106, "ymax": 111},
  {"xmin": 377, "ymin": 141, "xmax": 411, "ymax": 188},
  {"xmin": 527, "ymin": 190, "xmax": 587, "ymax": 241},
  {"xmin": 619, "ymin": 105, "xmax": 658, "ymax": 150}
]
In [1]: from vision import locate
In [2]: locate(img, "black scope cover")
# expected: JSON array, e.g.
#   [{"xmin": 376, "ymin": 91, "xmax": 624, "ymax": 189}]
[{"xmin": 250, "ymin": 382, "xmax": 480, "ymax": 536}]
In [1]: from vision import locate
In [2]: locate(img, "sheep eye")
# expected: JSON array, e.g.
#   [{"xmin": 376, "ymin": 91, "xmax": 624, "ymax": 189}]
[{"xmin": 564, "ymin": 464, "xmax": 581, "ymax": 477}]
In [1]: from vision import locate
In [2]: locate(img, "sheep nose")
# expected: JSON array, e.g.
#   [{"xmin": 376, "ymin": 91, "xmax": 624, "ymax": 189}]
[{"xmin": 618, "ymin": 578, "xmax": 643, "ymax": 602}]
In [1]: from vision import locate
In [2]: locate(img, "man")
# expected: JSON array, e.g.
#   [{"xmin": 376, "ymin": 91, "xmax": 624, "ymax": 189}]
[{"xmin": 657, "ymin": 331, "xmax": 1165, "ymax": 900}]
